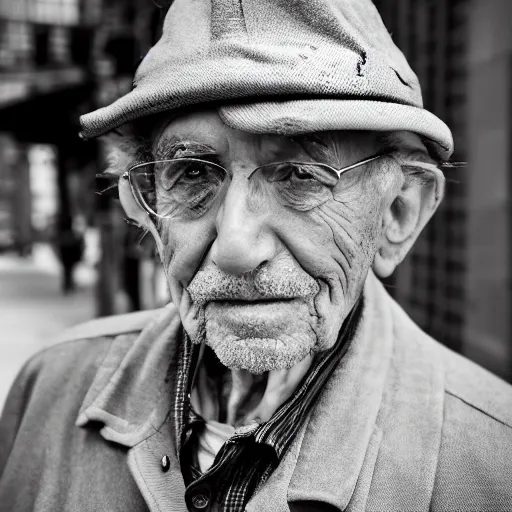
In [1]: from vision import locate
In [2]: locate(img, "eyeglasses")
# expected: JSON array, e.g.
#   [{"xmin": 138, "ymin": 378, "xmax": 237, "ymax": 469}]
[{"xmin": 121, "ymin": 152, "xmax": 391, "ymax": 220}]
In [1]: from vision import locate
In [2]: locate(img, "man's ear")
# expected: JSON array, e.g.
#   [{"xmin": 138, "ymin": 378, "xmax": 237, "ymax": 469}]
[{"xmin": 372, "ymin": 167, "xmax": 445, "ymax": 278}]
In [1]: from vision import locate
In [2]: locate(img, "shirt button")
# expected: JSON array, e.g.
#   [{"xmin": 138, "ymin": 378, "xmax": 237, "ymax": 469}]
[
  {"xmin": 161, "ymin": 455, "xmax": 170, "ymax": 472},
  {"xmin": 191, "ymin": 492, "xmax": 209, "ymax": 509}
]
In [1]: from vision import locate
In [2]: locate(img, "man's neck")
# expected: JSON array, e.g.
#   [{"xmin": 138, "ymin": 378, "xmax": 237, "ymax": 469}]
[{"xmin": 190, "ymin": 346, "xmax": 314, "ymax": 427}]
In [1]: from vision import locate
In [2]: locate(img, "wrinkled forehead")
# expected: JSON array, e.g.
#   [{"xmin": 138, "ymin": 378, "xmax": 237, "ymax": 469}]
[{"xmin": 153, "ymin": 109, "xmax": 380, "ymax": 165}]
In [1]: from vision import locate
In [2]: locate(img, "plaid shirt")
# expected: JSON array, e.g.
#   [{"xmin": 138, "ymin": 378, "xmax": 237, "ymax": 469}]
[{"xmin": 174, "ymin": 298, "xmax": 363, "ymax": 512}]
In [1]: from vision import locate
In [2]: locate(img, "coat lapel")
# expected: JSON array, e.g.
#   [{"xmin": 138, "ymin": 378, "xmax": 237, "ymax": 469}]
[
  {"xmin": 128, "ymin": 428, "xmax": 188, "ymax": 512},
  {"xmin": 76, "ymin": 304, "xmax": 183, "ymax": 448},
  {"xmin": 365, "ymin": 297, "xmax": 445, "ymax": 511}
]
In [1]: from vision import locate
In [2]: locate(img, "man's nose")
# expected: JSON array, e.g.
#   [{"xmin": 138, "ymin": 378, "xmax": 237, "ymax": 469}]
[{"xmin": 209, "ymin": 182, "xmax": 277, "ymax": 276}]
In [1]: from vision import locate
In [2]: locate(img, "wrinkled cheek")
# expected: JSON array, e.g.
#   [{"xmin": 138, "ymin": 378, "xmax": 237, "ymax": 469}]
[
  {"xmin": 157, "ymin": 219, "xmax": 214, "ymax": 283},
  {"xmin": 317, "ymin": 200, "xmax": 381, "ymax": 274},
  {"xmin": 306, "ymin": 201, "xmax": 381, "ymax": 350},
  {"xmin": 154, "ymin": 219, "xmax": 214, "ymax": 341}
]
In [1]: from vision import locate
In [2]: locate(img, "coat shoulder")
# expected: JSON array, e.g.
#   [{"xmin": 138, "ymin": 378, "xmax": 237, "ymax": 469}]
[
  {"xmin": 439, "ymin": 343, "xmax": 512, "ymax": 428},
  {"xmin": 0, "ymin": 310, "xmax": 168, "ymax": 474},
  {"xmin": 0, "ymin": 309, "xmax": 160, "ymax": 511},
  {"xmin": 55, "ymin": 307, "xmax": 166, "ymax": 343},
  {"xmin": 391, "ymin": 293, "xmax": 512, "ymax": 426},
  {"xmin": 4, "ymin": 307, "xmax": 167, "ymax": 408},
  {"xmin": 431, "ymin": 344, "xmax": 512, "ymax": 511},
  {"xmin": 388, "ymin": 296, "xmax": 512, "ymax": 510}
]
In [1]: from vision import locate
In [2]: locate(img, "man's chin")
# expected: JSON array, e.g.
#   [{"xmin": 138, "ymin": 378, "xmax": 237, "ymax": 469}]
[
  {"xmin": 205, "ymin": 335, "xmax": 315, "ymax": 374},
  {"xmin": 200, "ymin": 299, "xmax": 318, "ymax": 373}
]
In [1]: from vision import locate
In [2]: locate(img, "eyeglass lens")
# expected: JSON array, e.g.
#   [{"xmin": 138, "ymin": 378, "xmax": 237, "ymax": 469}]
[{"xmin": 131, "ymin": 159, "xmax": 227, "ymax": 219}]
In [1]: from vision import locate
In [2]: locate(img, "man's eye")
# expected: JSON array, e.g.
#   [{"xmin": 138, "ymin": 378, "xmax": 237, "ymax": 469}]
[
  {"xmin": 293, "ymin": 167, "xmax": 315, "ymax": 180},
  {"xmin": 185, "ymin": 167, "xmax": 205, "ymax": 178},
  {"xmin": 256, "ymin": 162, "xmax": 333, "ymax": 212},
  {"xmin": 268, "ymin": 164, "xmax": 316, "ymax": 182}
]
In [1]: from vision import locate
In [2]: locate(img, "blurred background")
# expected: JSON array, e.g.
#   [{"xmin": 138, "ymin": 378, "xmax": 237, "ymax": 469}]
[{"xmin": 0, "ymin": 0, "xmax": 510, "ymax": 410}]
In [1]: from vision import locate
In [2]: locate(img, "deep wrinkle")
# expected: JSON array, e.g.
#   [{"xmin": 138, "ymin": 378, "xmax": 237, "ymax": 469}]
[
  {"xmin": 269, "ymin": 225, "xmax": 326, "ymax": 329},
  {"xmin": 157, "ymin": 140, "xmax": 218, "ymax": 160},
  {"xmin": 317, "ymin": 206, "xmax": 360, "ymax": 255},
  {"xmin": 314, "ymin": 216, "xmax": 350, "ymax": 292}
]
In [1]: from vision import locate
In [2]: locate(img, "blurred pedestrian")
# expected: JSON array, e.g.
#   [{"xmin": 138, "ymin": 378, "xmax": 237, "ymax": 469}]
[
  {"xmin": 122, "ymin": 226, "xmax": 141, "ymax": 311},
  {"xmin": 53, "ymin": 215, "xmax": 84, "ymax": 293}
]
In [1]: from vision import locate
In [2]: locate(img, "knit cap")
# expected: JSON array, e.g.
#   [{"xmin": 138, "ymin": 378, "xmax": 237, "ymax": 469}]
[{"xmin": 80, "ymin": 0, "xmax": 453, "ymax": 160}]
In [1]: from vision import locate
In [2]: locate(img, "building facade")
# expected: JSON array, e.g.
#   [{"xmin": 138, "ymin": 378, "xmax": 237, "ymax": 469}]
[{"xmin": 374, "ymin": 0, "xmax": 512, "ymax": 381}]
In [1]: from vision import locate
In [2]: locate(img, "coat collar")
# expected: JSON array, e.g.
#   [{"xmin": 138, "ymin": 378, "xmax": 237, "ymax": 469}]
[
  {"xmin": 75, "ymin": 304, "xmax": 183, "ymax": 448},
  {"xmin": 76, "ymin": 272, "xmax": 444, "ymax": 512}
]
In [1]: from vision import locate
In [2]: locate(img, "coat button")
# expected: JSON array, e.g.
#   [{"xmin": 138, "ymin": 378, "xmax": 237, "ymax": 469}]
[
  {"xmin": 191, "ymin": 492, "xmax": 209, "ymax": 509},
  {"xmin": 161, "ymin": 455, "xmax": 170, "ymax": 472}
]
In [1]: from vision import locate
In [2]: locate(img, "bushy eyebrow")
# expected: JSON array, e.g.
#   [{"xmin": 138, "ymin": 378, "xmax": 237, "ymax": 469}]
[
  {"xmin": 154, "ymin": 135, "xmax": 217, "ymax": 160},
  {"xmin": 289, "ymin": 134, "xmax": 331, "ymax": 162}
]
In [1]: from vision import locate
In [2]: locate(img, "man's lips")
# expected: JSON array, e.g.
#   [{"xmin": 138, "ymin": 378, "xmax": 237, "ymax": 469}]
[
  {"xmin": 205, "ymin": 298, "xmax": 308, "ymax": 333},
  {"xmin": 212, "ymin": 298, "xmax": 296, "ymax": 306}
]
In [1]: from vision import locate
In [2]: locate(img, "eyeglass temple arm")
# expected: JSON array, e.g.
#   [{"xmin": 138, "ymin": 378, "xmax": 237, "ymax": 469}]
[
  {"xmin": 333, "ymin": 154, "xmax": 467, "ymax": 177},
  {"xmin": 440, "ymin": 161, "xmax": 467, "ymax": 168},
  {"xmin": 333, "ymin": 152, "xmax": 390, "ymax": 178}
]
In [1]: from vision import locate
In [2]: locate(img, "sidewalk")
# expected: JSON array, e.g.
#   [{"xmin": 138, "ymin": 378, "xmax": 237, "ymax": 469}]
[{"xmin": 0, "ymin": 244, "xmax": 95, "ymax": 412}]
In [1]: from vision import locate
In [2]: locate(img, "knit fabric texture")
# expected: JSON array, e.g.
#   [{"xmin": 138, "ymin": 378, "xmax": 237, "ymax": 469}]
[{"xmin": 79, "ymin": 0, "xmax": 453, "ymax": 159}]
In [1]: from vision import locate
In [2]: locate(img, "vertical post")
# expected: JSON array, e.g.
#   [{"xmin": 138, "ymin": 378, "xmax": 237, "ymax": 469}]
[
  {"xmin": 95, "ymin": 139, "xmax": 120, "ymax": 316},
  {"xmin": 96, "ymin": 200, "xmax": 118, "ymax": 316},
  {"xmin": 55, "ymin": 145, "xmax": 80, "ymax": 293},
  {"xmin": 14, "ymin": 143, "xmax": 32, "ymax": 256}
]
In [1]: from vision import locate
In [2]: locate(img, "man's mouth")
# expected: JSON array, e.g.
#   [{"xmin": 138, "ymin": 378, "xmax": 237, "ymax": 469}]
[
  {"xmin": 205, "ymin": 298, "xmax": 309, "ymax": 337},
  {"xmin": 212, "ymin": 298, "xmax": 296, "ymax": 306}
]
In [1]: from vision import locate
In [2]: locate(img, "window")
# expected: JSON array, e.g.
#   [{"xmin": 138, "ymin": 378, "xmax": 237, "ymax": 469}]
[
  {"xmin": 33, "ymin": 0, "xmax": 79, "ymax": 26},
  {"xmin": 0, "ymin": 20, "xmax": 33, "ymax": 69}
]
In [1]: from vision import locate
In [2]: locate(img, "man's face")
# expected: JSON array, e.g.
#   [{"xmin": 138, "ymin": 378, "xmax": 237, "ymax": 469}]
[{"xmin": 149, "ymin": 111, "xmax": 399, "ymax": 373}]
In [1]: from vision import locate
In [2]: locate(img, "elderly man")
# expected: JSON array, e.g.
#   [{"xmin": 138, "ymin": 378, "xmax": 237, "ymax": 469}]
[{"xmin": 1, "ymin": 1, "xmax": 512, "ymax": 511}]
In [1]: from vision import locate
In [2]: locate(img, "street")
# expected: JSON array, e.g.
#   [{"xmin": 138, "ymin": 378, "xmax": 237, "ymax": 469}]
[{"xmin": 0, "ymin": 244, "xmax": 95, "ymax": 412}]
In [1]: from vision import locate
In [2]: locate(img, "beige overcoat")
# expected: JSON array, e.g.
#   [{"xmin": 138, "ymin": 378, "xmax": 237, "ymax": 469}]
[{"xmin": 1, "ymin": 273, "xmax": 511, "ymax": 511}]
